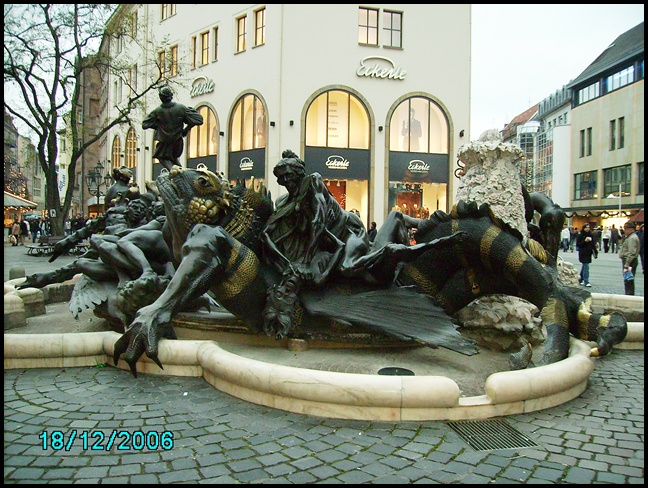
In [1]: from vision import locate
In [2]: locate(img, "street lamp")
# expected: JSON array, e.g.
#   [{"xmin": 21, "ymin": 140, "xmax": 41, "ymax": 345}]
[{"xmin": 86, "ymin": 161, "xmax": 113, "ymax": 197}]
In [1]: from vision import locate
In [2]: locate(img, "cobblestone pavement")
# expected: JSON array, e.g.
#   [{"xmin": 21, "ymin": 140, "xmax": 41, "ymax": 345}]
[
  {"xmin": 3, "ymin": 351, "xmax": 643, "ymax": 484},
  {"xmin": 3, "ymin": 243, "xmax": 644, "ymax": 484}
]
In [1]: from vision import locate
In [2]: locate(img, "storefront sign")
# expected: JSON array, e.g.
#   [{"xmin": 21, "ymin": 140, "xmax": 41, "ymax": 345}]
[
  {"xmin": 356, "ymin": 56, "xmax": 406, "ymax": 81},
  {"xmin": 239, "ymin": 157, "xmax": 254, "ymax": 171},
  {"xmin": 325, "ymin": 155, "xmax": 350, "ymax": 170},
  {"xmin": 407, "ymin": 160, "xmax": 430, "ymax": 174},
  {"xmin": 304, "ymin": 147, "xmax": 369, "ymax": 180},
  {"xmin": 190, "ymin": 76, "xmax": 215, "ymax": 97}
]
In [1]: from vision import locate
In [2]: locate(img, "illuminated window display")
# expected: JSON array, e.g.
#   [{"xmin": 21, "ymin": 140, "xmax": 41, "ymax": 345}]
[
  {"xmin": 388, "ymin": 97, "xmax": 450, "ymax": 213},
  {"xmin": 228, "ymin": 94, "xmax": 266, "ymax": 186},
  {"xmin": 188, "ymin": 106, "xmax": 218, "ymax": 158},
  {"xmin": 305, "ymin": 90, "xmax": 370, "ymax": 225}
]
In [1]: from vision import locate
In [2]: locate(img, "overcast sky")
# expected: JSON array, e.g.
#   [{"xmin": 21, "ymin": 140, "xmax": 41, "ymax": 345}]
[{"xmin": 470, "ymin": 4, "xmax": 644, "ymax": 140}]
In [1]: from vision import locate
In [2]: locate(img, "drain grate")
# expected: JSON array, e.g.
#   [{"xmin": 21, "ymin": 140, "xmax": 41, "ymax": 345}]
[{"xmin": 447, "ymin": 419, "xmax": 539, "ymax": 451}]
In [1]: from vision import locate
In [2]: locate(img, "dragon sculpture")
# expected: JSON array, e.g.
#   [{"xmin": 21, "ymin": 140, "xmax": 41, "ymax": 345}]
[{"xmin": 110, "ymin": 163, "xmax": 627, "ymax": 376}]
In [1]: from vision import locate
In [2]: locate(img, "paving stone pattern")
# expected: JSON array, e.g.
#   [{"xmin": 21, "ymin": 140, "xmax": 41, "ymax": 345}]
[{"xmin": 4, "ymin": 349, "xmax": 643, "ymax": 484}]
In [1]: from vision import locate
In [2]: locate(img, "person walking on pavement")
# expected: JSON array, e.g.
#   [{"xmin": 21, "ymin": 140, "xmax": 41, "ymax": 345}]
[
  {"xmin": 637, "ymin": 223, "xmax": 644, "ymax": 274},
  {"xmin": 602, "ymin": 226, "xmax": 611, "ymax": 253},
  {"xmin": 19, "ymin": 218, "xmax": 29, "ymax": 246},
  {"xmin": 560, "ymin": 225, "xmax": 570, "ymax": 252},
  {"xmin": 576, "ymin": 223, "xmax": 597, "ymax": 287},
  {"xmin": 29, "ymin": 218, "xmax": 40, "ymax": 243},
  {"xmin": 569, "ymin": 226, "xmax": 578, "ymax": 251},
  {"xmin": 610, "ymin": 224, "xmax": 620, "ymax": 253},
  {"xmin": 11, "ymin": 219, "xmax": 21, "ymax": 246},
  {"xmin": 619, "ymin": 221, "xmax": 640, "ymax": 295}
]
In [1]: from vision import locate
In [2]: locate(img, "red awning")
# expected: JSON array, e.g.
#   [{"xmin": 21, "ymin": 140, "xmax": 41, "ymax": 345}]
[{"xmin": 628, "ymin": 209, "xmax": 644, "ymax": 223}]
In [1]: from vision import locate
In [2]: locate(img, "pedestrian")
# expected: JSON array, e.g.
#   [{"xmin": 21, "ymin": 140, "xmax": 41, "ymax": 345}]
[
  {"xmin": 560, "ymin": 225, "xmax": 570, "ymax": 252},
  {"xmin": 637, "ymin": 223, "xmax": 644, "ymax": 274},
  {"xmin": 142, "ymin": 86, "xmax": 204, "ymax": 170},
  {"xmin": 19, "ymin": 218, "xmax": 29, "ymax": 246},
  {"xmin": 610, "ymin": 224, "xmax": 620, "ymax": 253},
  {"xmin": 619, "ymin": 221, "xmax": 640, "ymax": 295},
  {"xmin": 368, "ymin": 221, "xmax": 377, "ymax": 243},
  {"xmin": 64, "ymin": 218, "xmax": 72, "ymax": 236},
  {"xmin": 569, "ymin": 226, "xmax": 578, "ymax": 251},
  {"xmin": 602, "ymin": 226, "xmax": 611, "ymax": 253},
  {"xmin": 29, "ymin": 218, "xmax": 40, "ymax": 243},
  {"xmin": 11, "ymin": 219, "xmax": 21, "ymax": 246},
  {"xmin": 576, "ymin": 223, "xmax": 597, "ymax": 287}
]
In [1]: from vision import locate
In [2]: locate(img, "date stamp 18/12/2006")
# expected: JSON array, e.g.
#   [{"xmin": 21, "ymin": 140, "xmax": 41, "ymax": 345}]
[{"xmin": 39, "ymin": 430, "xmax": 174, "ymax": 451}]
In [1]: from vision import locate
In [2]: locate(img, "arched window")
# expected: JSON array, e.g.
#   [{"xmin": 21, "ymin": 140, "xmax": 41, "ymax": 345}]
[
  {"xmin": 306, "ymin": 90, "xmax": 369, "ymax": 149},
  {"xmin": 389, "ymin": 97, "xmax": 448, "ymax": 154},
  {"xmin": 111, "ymin": 135, "xmax": 122, "ymax": 170},
  {"xmin": 189, "ymin": 106, "xmax": 218, "ymax": 158},
  {"xmin": 387, "ymin": 97, "xmax": 450, "ymax": 215},
  {"xmin": 230, "ymin": 94, "xmax": 266, "ymax": 152},
  {"xmin": 125, "ymin": 128, "xmax": 137, "ymax": 168}
]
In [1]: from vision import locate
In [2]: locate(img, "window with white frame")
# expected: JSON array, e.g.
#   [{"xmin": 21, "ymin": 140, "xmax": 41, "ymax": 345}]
[
  {"xmin": 161, "ymin": 4, "xmax": 176, "ymax": 21},
  {"xmin": 158, "ymin": 50, "xmax": 166, "ymax": 80},
  {"xmin": 358, "ymin": 7, "xmax": 379, "ymax": 45},
  {"xmin": 383, "ymin": 10, "xmax": 402, "ymax": 48},
  {"xmin": 254, "ymin": 8, "xmax": 265, "ymax": 47},
  {"xmin": 170, "ymin": 45, "xmax": 178, "ymax": 77},
  {"xmin": 200, "ymin": 31, "xmax": 209, "ymax": 65},
  {"xmin": 125, "ymin": 128, "xmax": 138, "ymax": 168},
  {"xmin": 190, "ymin": 36, "xmax": 197, "ymax": 69},
  {"xmin": 212, "ymin": 27, "xmax": 219, "ymax": 62},
  {"xmin": 236, "ymin": 15, "xmax": 247, "ymax": 53}
]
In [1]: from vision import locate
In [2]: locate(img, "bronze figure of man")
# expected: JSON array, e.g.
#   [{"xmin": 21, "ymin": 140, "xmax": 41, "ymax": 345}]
[{"xmin": 143, "ymin": 86, "xmax": 204, "ymax": 170}]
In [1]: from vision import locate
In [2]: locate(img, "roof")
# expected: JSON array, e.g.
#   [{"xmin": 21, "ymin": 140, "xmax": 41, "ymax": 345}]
[
  {"xmin": 567, "ymin": 22, "xmax": 644, "ymax": 89},
  {"xmin": 500, "ymin": 104, "xmax": 539, "ymax": 141},
  {"xmin": 4, "ymin": 191, "xmax": 38, "ymax": 208}
]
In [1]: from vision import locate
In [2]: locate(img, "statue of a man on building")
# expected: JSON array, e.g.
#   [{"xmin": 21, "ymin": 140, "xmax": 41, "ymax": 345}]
[{"xmin": 143, "ymin": 86, "xmax": 204, "ymax": 170}]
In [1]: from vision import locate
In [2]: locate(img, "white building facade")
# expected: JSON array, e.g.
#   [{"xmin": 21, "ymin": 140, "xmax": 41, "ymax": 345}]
[{"xmin": 101, "ymin": 4, "xmax": 472, "ymax": 228}]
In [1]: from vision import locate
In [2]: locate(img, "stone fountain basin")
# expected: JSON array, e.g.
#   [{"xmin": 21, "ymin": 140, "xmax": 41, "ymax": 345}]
[{"xmin": 4, "ymin": 280, "xmax": 644, "ymax": 421}]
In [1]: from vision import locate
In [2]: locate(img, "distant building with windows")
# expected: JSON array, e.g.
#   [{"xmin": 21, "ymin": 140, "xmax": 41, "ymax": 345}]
[
  {"xmin": 502, "ymin": 21, "xmax": 643, "ymax": 230},
  {"xmin": 99, "ymin": 4, "xmax": 472, "ymax": 227},
  {"xmin": 565, "ymin": 21, "xmax": 643, "ymax": 228}
]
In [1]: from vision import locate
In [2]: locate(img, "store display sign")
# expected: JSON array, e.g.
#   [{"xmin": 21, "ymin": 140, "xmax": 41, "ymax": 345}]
[
  {"xmin": 389, "ymin": 152, "xmax": 449, "ymax": 183},
  {"xmin": 228, "ymin": 148, "xmax": 265, "ymax": 180},
  {"xmin": 190, "ymin": 76, "xmax": 215, "ymax": 98},
  {"xmin": 356, "ymin": 56, "xmax": 406, "ymax": 81},
  {"xmin": 304, "ymin": 147, "xmax": 369, "ymax": 180}
]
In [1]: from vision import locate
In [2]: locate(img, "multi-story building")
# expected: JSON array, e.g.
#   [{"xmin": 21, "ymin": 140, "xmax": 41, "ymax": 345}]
[
  {"xmin": 565, "ymin": 21, "xmax": 643, "ymax": 229},
  {"xmin": 100, "ymin": 4, "xmax": 472, "ymax": 227}
]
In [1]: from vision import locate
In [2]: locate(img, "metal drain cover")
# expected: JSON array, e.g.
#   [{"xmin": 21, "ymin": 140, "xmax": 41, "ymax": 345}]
[
  {"xmin": 377, "ymin": 367, "xmax": 415, "ymax": 376},
  {"xmin": 447, "ymin": 419, "xmax": 539, "ymax": 451}
]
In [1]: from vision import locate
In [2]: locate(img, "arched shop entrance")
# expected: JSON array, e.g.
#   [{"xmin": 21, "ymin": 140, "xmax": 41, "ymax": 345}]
[
  {"xmin": 387, "ymin": 97, "xmax": 450, "ymax": 217},
  {"xmin": 303, "ymin": 89, "xmax": 371, "ymax": 227}
]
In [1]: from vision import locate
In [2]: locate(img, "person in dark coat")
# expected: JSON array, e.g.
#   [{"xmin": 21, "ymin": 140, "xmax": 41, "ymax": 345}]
[
  {"xmin": 576, "ymin": 223, "xmax": 597, "ymax": 287},
  {"xmin": 29, "ymin": 219, "xmax": 40, "ymax": 243}
]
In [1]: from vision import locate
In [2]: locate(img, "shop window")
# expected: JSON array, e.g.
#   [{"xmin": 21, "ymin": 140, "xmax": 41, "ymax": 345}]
[
  {"xmin": 189, "ymin": 106, "xmax": 218, "ymax": 158},
  {"xmin": 358, "ymin": 7, "xmax": 379, "ymax": 45},
  {"xmin": 125, "ymin": 128, "xmax": 137, "ymax": 168},
  {"xmin": 389, "ymin": 97, "xmax": 448, "ymax": 154},
  {"xmin": 230, "ymin": 94, "xmax": 265, "ymax": 152},
  {"xmin": 306, "ymin": 91, "xmax": 369, "ymax": 150}
]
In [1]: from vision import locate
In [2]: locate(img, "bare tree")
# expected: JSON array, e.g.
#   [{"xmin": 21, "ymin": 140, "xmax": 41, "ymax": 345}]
[{"xmin": 4, "ymin": 4, "xmax": 165, "ymax": 234}]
